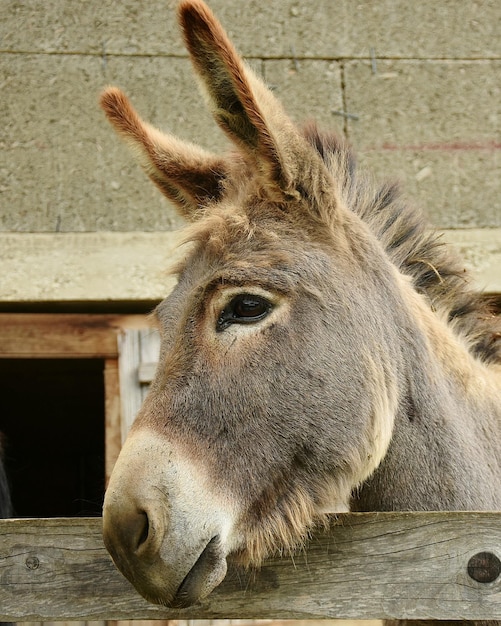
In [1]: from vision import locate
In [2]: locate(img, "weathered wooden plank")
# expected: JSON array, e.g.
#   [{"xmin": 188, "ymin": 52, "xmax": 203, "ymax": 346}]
[
  {"xmin": 0, "ymin": 314, "xmax": 151, "ymax": 358},
  {"xmin": 0, "ymin": 513, "xmax": 500, "ymax": 621},
  {"xmin": 117, "ymin": 330, "xmax": 145, "ymax": 440},
  {"xmin": 137, "ymin": 362, "xmax": 158, "ymax": 384},
  {"xmin": 117, "ymin": 329, "xmax": 161, "ymax": 440}
]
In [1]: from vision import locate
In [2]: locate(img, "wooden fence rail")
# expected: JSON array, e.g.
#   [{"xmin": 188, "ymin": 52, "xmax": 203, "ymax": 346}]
[{"xmin": 1, "ymin": 512, "xmax": 501, "ymax": 622}]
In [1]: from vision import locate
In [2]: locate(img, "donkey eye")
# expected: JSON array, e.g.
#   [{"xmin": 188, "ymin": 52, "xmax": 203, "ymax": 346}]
[{"xmin": 217, "ymin": 294, "xmax": 272, "ymax": 331}]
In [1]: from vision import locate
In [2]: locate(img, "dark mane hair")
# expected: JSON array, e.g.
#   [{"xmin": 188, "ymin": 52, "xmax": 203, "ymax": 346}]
[{"xmin": 303, "ymin": 122, "xmax": 501, "ymax": 365}]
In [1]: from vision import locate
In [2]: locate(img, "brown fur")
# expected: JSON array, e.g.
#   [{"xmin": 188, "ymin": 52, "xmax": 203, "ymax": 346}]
[{"xmin": 100, "ymin": 0, "xmax": 501, "ymax": 619}]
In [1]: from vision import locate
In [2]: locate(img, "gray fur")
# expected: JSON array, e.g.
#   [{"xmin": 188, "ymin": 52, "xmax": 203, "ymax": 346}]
[{"xmin": 100, "ymin": 1, "xmax": 501, "ymax": 621}]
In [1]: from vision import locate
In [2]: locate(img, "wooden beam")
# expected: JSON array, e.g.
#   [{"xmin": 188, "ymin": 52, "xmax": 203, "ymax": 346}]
[
  {"xmin": 0, "ymin": 232, "xmax": 182, "ymax": 304},
  {"xmin": 442, "ymin": 228, "xmax": 501, "ymax": 293},
  {"xmin": 1, "ymin": 513, "xmax": 500, "ymax": 621},
  {"xmin": 0, "ymin": 314, "xmax": 152, "ymax": 358},
  {"xmin": 0, "ymin": 231, "xmax": 499, "ymax": 304}
]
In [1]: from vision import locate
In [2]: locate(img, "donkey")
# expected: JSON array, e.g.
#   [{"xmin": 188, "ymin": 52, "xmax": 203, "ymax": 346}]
[{"xmin": 100, "ymin": 0, "xmax": 501, "ymax": 618}]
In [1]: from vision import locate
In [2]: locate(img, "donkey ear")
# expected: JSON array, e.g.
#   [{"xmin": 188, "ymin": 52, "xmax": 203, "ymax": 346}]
[
  {"xmin": 100, "ymin": 87, "xmax": 227, "ymax": 220},
  {"xmin": 178, "ymin": 0, "xmax": 310, "ymax": 198}
]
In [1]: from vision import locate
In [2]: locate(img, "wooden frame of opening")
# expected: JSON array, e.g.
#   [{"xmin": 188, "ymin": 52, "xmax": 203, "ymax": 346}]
[{"xmin": 0, "ymin": 313, "xmax": 154, "ymax": 484}]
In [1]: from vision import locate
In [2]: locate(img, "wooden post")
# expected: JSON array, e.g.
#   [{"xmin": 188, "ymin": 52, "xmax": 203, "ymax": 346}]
[{"xmin": 104, "ymin": 358, "xmax": 121, "ymax": 485}]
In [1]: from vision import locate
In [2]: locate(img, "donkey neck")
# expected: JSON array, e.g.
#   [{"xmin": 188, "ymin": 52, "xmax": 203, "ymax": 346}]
[{"xmin": 352, "ymin": 279, "xmax": 501, "ymax": 513}]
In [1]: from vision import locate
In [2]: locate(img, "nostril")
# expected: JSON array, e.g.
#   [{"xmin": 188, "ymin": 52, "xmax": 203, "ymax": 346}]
[
  {"xmin": 108, "ymin": 507, "xmax": 154, "ymax": 556},
  {"xmin": 136, "ymin": 510, "xmax": 150, "ymax": 551}
]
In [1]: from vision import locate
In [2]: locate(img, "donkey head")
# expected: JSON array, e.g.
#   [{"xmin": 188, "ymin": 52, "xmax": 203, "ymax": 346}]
[{"xmin": 102, "ymin": 0, "xmax": 406, "ymax": 608}]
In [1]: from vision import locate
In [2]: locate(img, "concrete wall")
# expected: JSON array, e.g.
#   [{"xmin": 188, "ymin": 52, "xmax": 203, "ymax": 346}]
[{"xmin": 1, "ymin": 0, "xmax": 500, "ymax": 300}]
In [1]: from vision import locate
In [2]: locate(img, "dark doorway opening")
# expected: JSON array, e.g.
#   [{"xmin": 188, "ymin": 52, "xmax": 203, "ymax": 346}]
[{"xmin": 0, "ymin": 359, "xmax": 105, "ymax": 517}]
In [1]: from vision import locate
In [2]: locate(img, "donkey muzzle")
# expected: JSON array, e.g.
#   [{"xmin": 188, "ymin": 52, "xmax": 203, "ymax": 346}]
[{"xmin": 102, "ymin": 429, "xmax": 234, "ymax": 607}]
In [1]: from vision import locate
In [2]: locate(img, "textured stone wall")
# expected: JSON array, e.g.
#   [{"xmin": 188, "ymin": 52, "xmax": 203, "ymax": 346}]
[
  {"xmin": 1, "ymin": 1, "xmax": 500, "ymax": 302},
  {"xmin": 2, "ymin": 0, "xmax": 499, "ymax": 232}
]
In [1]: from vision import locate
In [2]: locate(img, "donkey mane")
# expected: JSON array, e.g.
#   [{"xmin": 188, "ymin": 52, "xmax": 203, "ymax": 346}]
[{"xmin": 302, "ymin": 122, "xmax": 501, "ymax": 365}]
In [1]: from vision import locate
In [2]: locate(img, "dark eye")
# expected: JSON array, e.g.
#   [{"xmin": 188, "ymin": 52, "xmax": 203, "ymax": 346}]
[{"xmin": 217, "ymin": 293, "xmax": 272, "ymax": 331}]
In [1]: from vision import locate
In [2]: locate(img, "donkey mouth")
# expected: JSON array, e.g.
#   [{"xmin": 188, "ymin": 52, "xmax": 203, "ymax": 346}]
[{"xmin": 171, "ymin": 535, "xmax": 227, "ymax": 608}]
